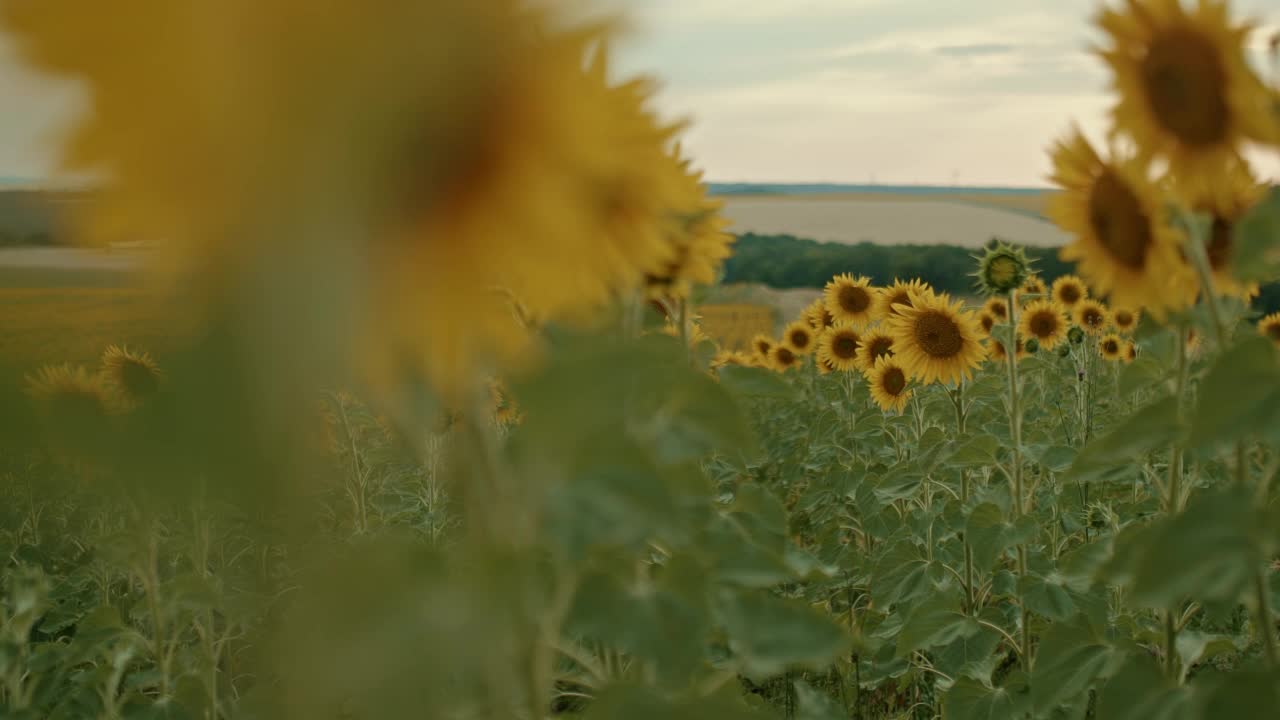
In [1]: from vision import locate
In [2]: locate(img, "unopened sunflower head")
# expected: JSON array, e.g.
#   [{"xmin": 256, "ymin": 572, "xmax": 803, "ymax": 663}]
[
  {"xmin": 973, "ymin": 241, "xmax": 1030, "ymax": 296},
  {"xmin": 100, "ymin": 345, "xmax": 163, "ymax": 407}
]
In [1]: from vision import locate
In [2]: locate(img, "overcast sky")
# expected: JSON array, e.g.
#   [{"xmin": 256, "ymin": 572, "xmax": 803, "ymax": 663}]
[{"xmin": 1, "ymin": 0, "xmax": 1277, "ymax": 187}]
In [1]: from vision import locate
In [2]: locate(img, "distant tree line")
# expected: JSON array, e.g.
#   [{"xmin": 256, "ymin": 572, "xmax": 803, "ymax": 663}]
[{"xmin": 721, "ymin": 232, "xmax": 1280, "ymax": 314}]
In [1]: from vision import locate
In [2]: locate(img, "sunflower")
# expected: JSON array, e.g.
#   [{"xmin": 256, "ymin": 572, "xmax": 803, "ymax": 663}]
[
  {"xmin": 824, "ymin": 274, "xmax": 878, "ymax": 327},
  {"xmin": 770, "ymin": 345, "xmax": 800, "ymax": 373},
  {"xmin": 865, "ymin": 356, "xmax": 913, "ymax": 413},
  {"xmin": 26, "ymin": 363, "xmax": 117, "ymax": 421},
  {"xmin": 1099, "ymin": 333, "xmax": 1124, "ymax": 362},
  {"xmin": 983, "ymin": 298, "xmax": 1010, "ymax": 322},
  {"xmin": 1259, "ymin": 312, "xmax": 1280, "ymax": 348},
  {"xmin": 1111, "ymin": 306, "xmax": 1140, "ymax": 333},
  {"xmin": 1019, "ymin": 300, "xmax": 1070, "ymax": 350},
  {"xmin": 853, "ymin": 330, "xmax": 896, "ymax": 373},
  {"xmin": 782, "ymin": 320, "xmax": 817, "ymax": 355},
  {"xmin": 988, "ymin": 335, "xmax": 1028, "ymax": 363},
  {"xmin": 815, "ymin": 354, "xmax": 837, "ymax": 375},
  {"xmin": 752, "ymin": 334, "xmax": 775, "ymax": 360},
  {"xmin": 977, "ymin": 312, "xmax": 999, "ymax": 337},
  {"xmin": 100, "ymin": 344, "xmax": 163, "ymax": 406},
  {"xmin": 1123, "ymin": 340, "xmax": 1139, "ymax": 363},
  {"xmin": 804, "ymin": 298, "xmax": 837, "ymax": 331},
  {"xmin": 711, "ymin": 350, "xmax": 754, "ymax": 370},
  {"xmin": 1185, "ymin": 159, "xmax": 1266, "ymax": 299},
  {"xmin": 973, "ymin": 241, "xmax": 1030, "ymax": 296},
  {"xmin": 876, "ymin": 278, "xmax": 932, "ymax": 318},
  {"xmin": 488, "ymin": 379, "xmax": 521, "ymax": 426},
  {"xmin": 1050, "ymin": 274, "xmax": 1089, "ymax": 310},
  {"xmin": 1075, "ymin": 300, "xmax": 1111, "ymax": 336},
  {"xmin": 886, "ymin": 293, "xmax": 986, "ymax": 385},
  {"xmin": 1048, "ymin": 130, "xmax": 1193, "ymax": 316},
  {"xmin": 1096, "ymin": 0, "xmax": 1278, "ymax": 192},
  {"xmin": 1021, "ymin": 274, "xmax": 1047, "ymax": 298},
  {"xmin": 818, "ymin": 325, "xmax": 862, "ymax": 372}
]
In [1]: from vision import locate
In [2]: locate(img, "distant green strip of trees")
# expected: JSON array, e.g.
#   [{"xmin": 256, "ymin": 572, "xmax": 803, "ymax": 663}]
[{"xmin": 721, "ymin": 232, "xmax": 1280, "ymax": 314}]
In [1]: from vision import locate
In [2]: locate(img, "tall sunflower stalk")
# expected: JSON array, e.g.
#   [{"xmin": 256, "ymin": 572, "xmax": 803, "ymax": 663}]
[{"xmin": 1003, "ymin": 290, "xmax": 1033, "ymax": 669}]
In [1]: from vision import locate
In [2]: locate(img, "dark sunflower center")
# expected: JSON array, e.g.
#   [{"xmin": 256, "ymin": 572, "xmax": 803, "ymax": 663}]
[
  {"xmin": 833, "ymin": 335, "xmax": 859, "ymax": 360},
  {"xmin": 776, "ymin": 347, "xmax": 796, "ymax": 365},
  {"xmin": 914, "ymin": 311, "xmax": 963, "ymax": 358},
  {"xmin": 1267, "ymin": 324, "xmax": 1280, "ymax": 342},
  {"xmin": 121, "ymin": 362, "xmax": 160, "ymax": 398},
  {"xmin": 981, "ymin": 315, "xmax": 995, "ymax": 333},
  {"xmin": 1057, "ymin": 284, "xmax": 1082, "ymax": 305},
  {"xmin": 1115, "ymin": 310, "xmax": 1134, "ymax": 327},
  {"xmin": 1088, "ymin": 171, "xmax": 1153, "ymax": 271},
  {"xmin": 882, "ymin": 367, "xmax": 906, "ymax": 396},
  {"xmin": 838, "ymin": 285, "xmax": 872, "ymax": 314},
  {"xmin": 1030, "ymin": 312, "xmax": 1058, "ymax": 338},
  {"xmin": 1208, "ymin": 216, "xmax": 1232, "ymax": 270},
  {"xmin": 821, "ymin": 308, "xmax": 835, "ymax": 327},
  {"xmin": 868, "ymin": 337, "xmax": 893, "ymax": 361},
  {"xmin": 1142, "ymin": 28, "xmax": 1229, "ymax": 147},
  {"xmin": 1103, "ymin": 340, "xmax": 1119, "ymax": 354},
  {"xmin": 990, "ymin": 303, "xmax": 1007, "ymax": 319},
  {"xmin": 756, "ymin": 341, "xmax": 771, "ymax": 355},
  {"xmin": 789, "ymin": 329, "xmax": 811, "ymax": 349},
  {"xmin": 888, "ymin": 291, "xmax": 911, "ymax": 310},
  {"xmin": 1085, "ymin": 308, "xmax": 1106, "ymax": 327}
]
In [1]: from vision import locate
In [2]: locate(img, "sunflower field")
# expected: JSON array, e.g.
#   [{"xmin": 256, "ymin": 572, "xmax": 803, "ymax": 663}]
[{"xmin": 3, "ymin": 1, "xmax": 1280, "ymax": 719}]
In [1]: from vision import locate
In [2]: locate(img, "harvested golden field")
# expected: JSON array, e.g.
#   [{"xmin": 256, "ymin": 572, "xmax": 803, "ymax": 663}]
[{"xmin": 721, "ymin": 193, "xmax": 1067, "ymax": 248}]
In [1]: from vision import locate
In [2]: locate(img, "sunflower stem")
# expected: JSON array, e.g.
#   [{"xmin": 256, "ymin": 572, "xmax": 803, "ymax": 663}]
[{"xmin": 1004, "ymin": 291, "xmax": 1032, "ymax": 669}]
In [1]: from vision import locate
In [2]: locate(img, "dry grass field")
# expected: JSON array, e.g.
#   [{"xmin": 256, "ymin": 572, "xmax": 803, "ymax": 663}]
[{"xmin": 721, "ymin": 192, "xmax": 1065, "ymax": 248}]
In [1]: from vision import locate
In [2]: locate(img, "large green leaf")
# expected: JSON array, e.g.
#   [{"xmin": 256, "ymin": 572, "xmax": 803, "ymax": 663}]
[
  {"xmin": 1097, "ymin": 654, "xmax": 1193, "ymax": 720},
  {"xmin": 1231, "ymin": 186, "xmax": 1280, "ymax": 283},
  {"xmin": 1065, "ymin": 396, "xmax": 1182, "ymax": 483},
  {"xmin": 1189, "ymin": 337, "xmax": 1280, "ymax": 449},
  {"xmin": 583, "ymin": 683, "xmax": 769, "ymax": 720},
  {"xmin": 1019, "ymin": 573, "xmax": 1076, "ymax": 621},
  {"xmin": 1030, "ymin": 618, "xmax": 1113, "ymax": 713},
  {"xmin": 943, "ymin": 678, "xmax": 1019, "ymax": 720},
  {"xmin": 718, "ymin": 365, "xmax": 800, "ymax": 400},
  {"xmin": 717, "ymin": 589, "xmax": 851, "ymax": 680},
  {"xmin": 896, "ymin": 591, "xmax": 978, "ymax": 657},
  {"xmin": 870, "ymin": 540, "xmax": 933, "ymax": 607}
]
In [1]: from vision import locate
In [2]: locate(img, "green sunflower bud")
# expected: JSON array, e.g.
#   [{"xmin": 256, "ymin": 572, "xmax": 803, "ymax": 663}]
[
  {"xmin": 1024, "ymin": 337, "xmax": 1040, "ymax": 354},
  {"xmin": 972, "ymin": 240, "xmax": 1031, "ymax": 296},
  {"xmin": 1056, "ymin": 343, "xmax": 1071, "ymax": 358},
  {"xmin": 1068, "ymin": 326, "xmax": 1085, "ymax": 345}
]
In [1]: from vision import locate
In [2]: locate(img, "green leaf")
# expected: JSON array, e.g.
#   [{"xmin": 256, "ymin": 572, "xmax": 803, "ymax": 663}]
[
  {"xmin": 717, "ymin": 589, "xmax": 851, "ymax": 680},
  {"xmin": 1019, "ymin": 574, "xmax": 1076, "ymax": 622},
  {"xmin": 718, "ymin": 365, "xmax": 800, "ymax": 400},
  {"xmin": 1117, "ymin": 356, "xmax": 1166, "ymax": 397},
  {"xmin": 1189, "ymin": 337, "xmax": 1280, "ymax": 449},
  {"xmin": 870, "ymin": 541, "xmax": 933, "ymax": 607},
  {"xmin": 1097, "ymin": 654, "xmax": 1193, "ymax": 720},
  {"xmin": 943, "ymin": 678, "xmax": 1019, "ymax": 720},
  {"xmin": 1030, "ymin": 618, "xmax": 1112, "ymax": 713},
  {"xmin": 794, "ymin": 681, "xmax": 845, "ymax": 720},
  {"xmin": 583, "ymin": 683, "xmax": 768, "ymax": 720},
  {"xmin": 949, "ymin": 435, "xmax": 999, "ymax": 468},
  {"xmin": 1231, "ymin": 186, "xmax": 1280, "ymax": 283},
  {"xmin": 896, "ymin": 591, "xmax": 977, "ymax": 657},
  {"xmin": 1066, "ymin": 396, "xmax": 1183, "ymax": 483},
  {"xmin": 1194, "ymin": 667, "xmax": 1280, "ymax": 719}
]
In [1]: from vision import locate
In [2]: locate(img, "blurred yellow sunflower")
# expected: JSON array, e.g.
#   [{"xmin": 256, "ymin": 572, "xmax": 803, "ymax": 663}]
[
  {"xmin": 1184, "ymin": 159, "xmax": 1266, "ymax": 299},
  {"xmin": 886, "ymin": 293, "xmax": 986, "ymax": 385},
  {"xmin": 488, "ymin": 379, "xmax": 521, "ymax": 426},
  {"xmin": 1259, "ymin": 312, "xmax": 1280, "ymax": 348},
  {"xmin": 770, "ymin": 345, "xmax": 800, "ymax": 373},
  {"xmin": 1019, "ymin": 300, "xmax": 1070, "ymax": 350},
  {"xmin": 824, "ymin": 274, "xmax": 877, "ymax": 327},
  {"xmin": 1099, "ymin": 333, "xmax": 1124, "ymax": 362},
  {"xmin": 854, "ymin": 330, "xmax": 896, "ymax": 373},
  {"xmin": 866, "ymin": 356, "xmax": 913, "ymax": 413},
  {"xmin": 1075, "ymin": 300, "xmax": 1111, "ymax": 336},
  {"xmin": 876, "ymin": 278, "xmax": 932, "ymax": 318},
  {"xmin": 1050, "ymin": 275, "xmax": 1089, "ymax": 309},
  {"xmin": 1021, "ymin": 274, "xmax": 1047, "ymax": 298},
  {"xmin": 782, "ymin": 320, "xmax": 817, "ymax": 355},
  {"xmin": 26, "ymin": 363, "xmax": 117, "ymax": 420},
  {"xmin": 1112, "ymin": 306, "xmax": 1141, "ymax": 333},
  {"xmin": 1097, "ymin": 0, "xmax": 1278, "ymax": 191},
  {"xmin": 977, "ymin": 312, "xmax": 999, "ymax": 337},
  {"xmin": 752, "ymin": 334, "xmax": 776, "ymax": 360},
  {"xmin": 983, "ymin": 297, "xmax": 1009, "ymax": 322},
  {"xmin": 988, "ymin": 335, "xmax": 1027, "ymax": 363},
  {"xmin": 804, "ymin": 298, "xmax": 837, "ymax": 331},
  {"xmin": 1124, "ymin": 340, "xmax": 1139, "ymax": 363},
  {"xmin": 100, "ymin": 344, "xmax": 163, "ymax": 407},
  {"xmin": 711, "ymin": 350, "xmax": 753, "ymax": 369},
  {"xmin": 645, "ymin": 149, "xmax": 737, "ymax": 300},
  {"xmin": 1048, "ymin": 130, "xmax": 1191, "ymax": 316},
  {"xmin": 818, "ymin": 325, "xmax": 862, "ymax": 372}
]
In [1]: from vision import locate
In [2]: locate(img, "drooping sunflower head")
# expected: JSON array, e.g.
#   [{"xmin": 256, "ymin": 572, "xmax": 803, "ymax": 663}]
[
  {"xmin": 1019, "ymin": 299, "xmax": 1070, "ymax": 350},
  {"xmin": 26, "ymin": 363, "xmax": 117, "ymax": 424},
  {"xmin": 854, "ymin": 330, "xmax": 896, "ymax": 372},
  {"xmin": 1096, "ymin": 0, "xmax": 1278, "ymax": 190},
  {"xmin": 983, "ymin": 298, "xmax": 1010, "ymax": 322},
  {"xmin": 770, "ymin": 344, "xmax": 800, "ymax": 372},
  {"xmin": 978, "ymin": 312, "xmax": 998, "ymax": 337},
  {"xmin": 1047, "ymin": 130, "xmax": 1193, "ymax": 317},
  {"xmin": 782, "ymin": 320, "xmax": 816, "ymax": 355},
  {"xmin": 865, "ymin": 355, "xmax": 913, "ymax": 414},
  {"xmin": 1258, "ymin": 312, "xmax": 1280, "ymax": 348},
  {"xmin": 818, "ymin": 324, "xmax": 862, "ymax": 372},
  {"xmin": 973, "ymin": 241, "xmax": 1031, "ymax": 296},
  {"xmin": 100, "ymin": 344, "xmax": 163, "ymax": 406},
  {"xmin": 1112, "ymin": 306, "xmax": 1141, "ymax": 333},
  {"xmin": 1021, "ymin": 274, "xmax": 1047, "ymax": 298},
  {"xmin": 752, "ymin": 334, "xmax": 775, "ymax": 359},
  {"xmin": 1050, "ymin": 274, "xmax": 1089, "ymax": 309},
  {"xmin": 1075, "ymin": 299, "xmax": 1111, "ymax": 336},
  {"xmin": 886, "ymin": 293, "xmax": 987, "ymax": 385},
  {"xmin": 823, "ymin": 274, "xmax": 877, "ymax": 327},
  {"xmin": 804, "ymin": 298, "xmax": 837, "ymax": 331},
  {"xmin": 876, "ymin": 278, "xmax": 932, "ymax": 318},
  {"xmin": 1099, "ymin": 333, "xmax": 1124, "ymax": 362}
]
